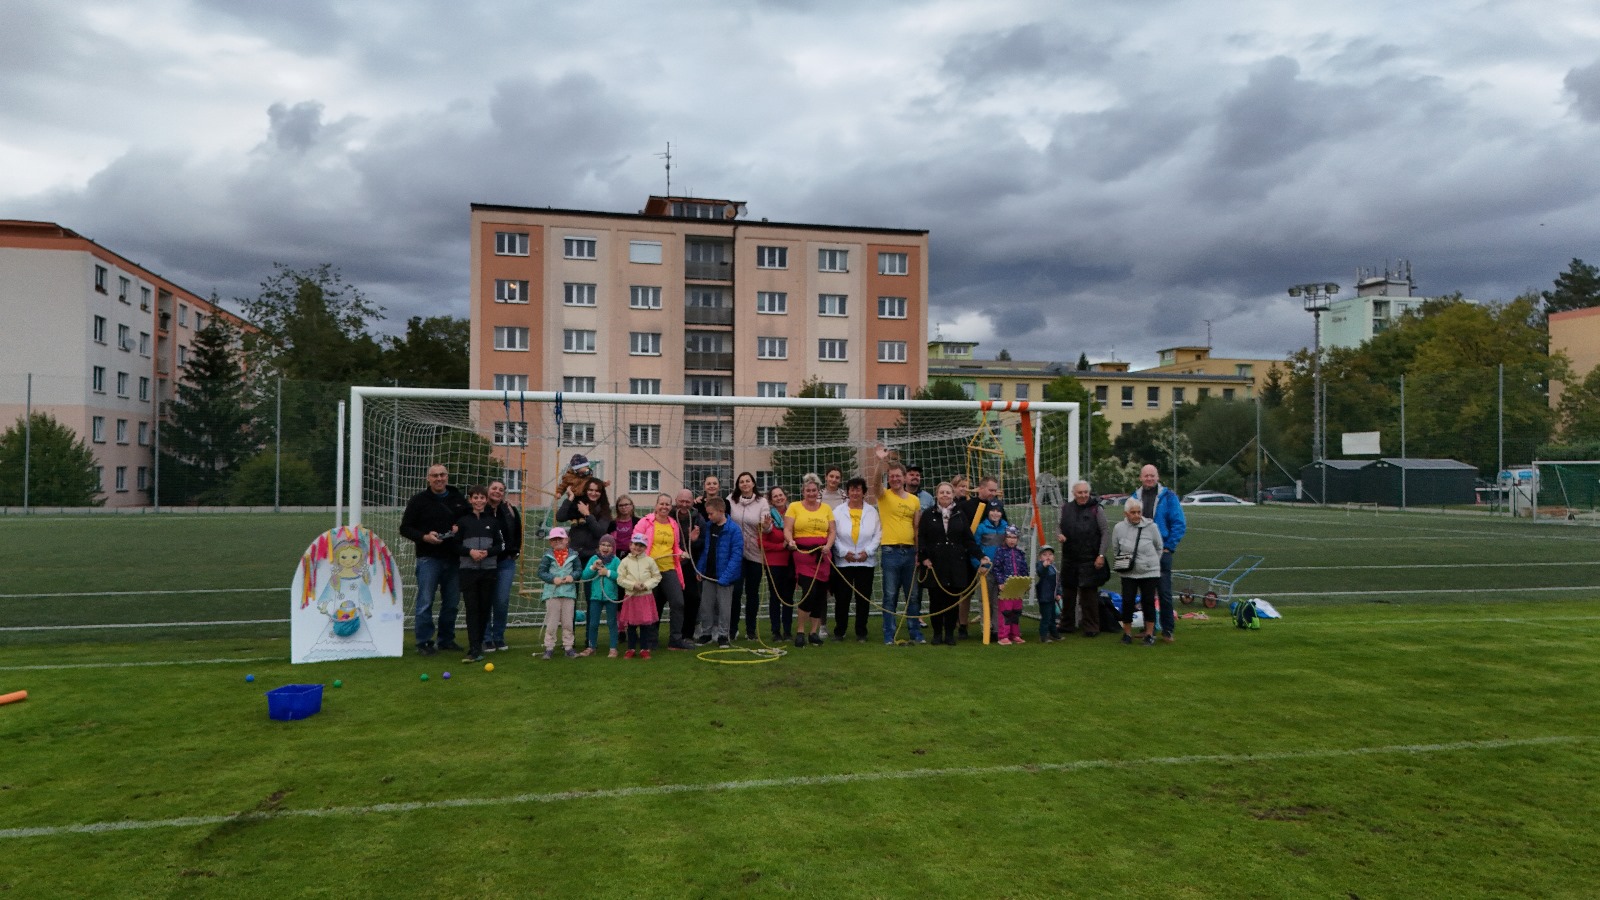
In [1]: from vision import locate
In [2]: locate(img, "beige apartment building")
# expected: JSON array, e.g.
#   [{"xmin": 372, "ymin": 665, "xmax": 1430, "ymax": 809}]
[
  {"xmin": 1549, "ymin": 306, "xmax": 1600, "ymax": 409},
  {"xmin": 469, "ymin": 197, "xmax": 929, "ymax": 496},
  {"xmin": 0, "ymin": 221, "xmax": 249, "ymax": 507}
]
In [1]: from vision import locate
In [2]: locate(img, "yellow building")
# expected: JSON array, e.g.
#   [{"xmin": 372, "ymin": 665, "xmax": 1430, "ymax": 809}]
[
  {"xmin": 1549, "ymin": 307, "xmax": 1600, "ymax": 409},
  {"xmin": 1140, "ymin": 345, "xmax": 1280, "ymax": 397}
]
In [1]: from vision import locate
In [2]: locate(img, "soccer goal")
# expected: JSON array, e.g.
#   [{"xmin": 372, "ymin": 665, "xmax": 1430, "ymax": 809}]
[
  {"xmin": 348, "ymin": 387, "xmax": 1080, "ymax": 627},
  {"xmin": 1532, "ymin": 460, "xmax": 1600, "ymax": 523}
]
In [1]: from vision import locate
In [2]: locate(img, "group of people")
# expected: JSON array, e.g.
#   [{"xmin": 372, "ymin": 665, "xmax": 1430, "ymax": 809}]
[{"xmin": 398, "ymin": 453, "xmax": 1188, "ymax": 663}]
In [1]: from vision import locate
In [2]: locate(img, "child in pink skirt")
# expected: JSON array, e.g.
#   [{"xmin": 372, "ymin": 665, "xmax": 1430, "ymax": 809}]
[
  {"xmin": 991, "ymin": 525, "xmax": 1030, "ymax": 644},
  {"xmin": 614, "ymin": 531, "xmax": 662, "ymax": 659}
]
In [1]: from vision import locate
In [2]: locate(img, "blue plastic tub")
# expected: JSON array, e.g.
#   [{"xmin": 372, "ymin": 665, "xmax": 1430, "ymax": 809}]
[{"xmin": 266, "ymin": 683, "xmax": 324, "ymax": 721}]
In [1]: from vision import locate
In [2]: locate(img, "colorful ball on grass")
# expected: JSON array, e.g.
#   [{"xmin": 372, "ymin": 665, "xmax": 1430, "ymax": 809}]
[
  {"xmin": 332, "ymin": 679, "xmax": 343, "ymax": 688},
  {"xmin": 484, "ymin": 662, "xmax": 494, "ymax": 672},
  {"xmin": 420, "ymin": 673, "xmax": 429, "ymax": 682},
  {"xmin": 245, "ymin": 674, "xmax": 254, "ymax": 683},
  {"xmin": 442, "ymin": 671, "xmax": 451, "ymax": 680}
]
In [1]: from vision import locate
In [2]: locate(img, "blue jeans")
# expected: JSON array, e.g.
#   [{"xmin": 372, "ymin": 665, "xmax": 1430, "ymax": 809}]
[
  {"xmin": 880, "ymin": 546, "xmax": 921, "ymax": 642},
  {"xmin": 1158, "ymin": 549, "xmax": 1175, "ymax": 636},
  {"xmin": 413, "ymin": 555, "xmax": 461, "ymax": 646},
  {"xmin": 489, "ymin": 556, "xmax": 517, "ymax": 644}
]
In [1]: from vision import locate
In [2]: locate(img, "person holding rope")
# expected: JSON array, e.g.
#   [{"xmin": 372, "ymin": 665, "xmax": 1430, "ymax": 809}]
[
  {"xmin": 636, "ymin": 493, "xmax": 692, "ymax": 651},
  {"xmin": 954, "ymin": 474, "xmax": 1004, "ymax": 640},
  {"xmin": 557, "ymin": 477, "xmax": 613, "ymax": 656},
  {"xmin": 762, "ymin": 485, "xmax": 795, "ymax": 641},
  {"xmin": 784, "ymin": 473, "xmax": 836, "ymax": 648},
  {"xmin": 484, "ymin": 478, "xmax": 521, "ymax": 653},
  {"xmin": 831, "ymin": 476, "xmax": 881, "ymax": 642},
  {"xmin": 672, "ymin": 489, "xmax": 707, "ymax": 647},
  {"xmin": 919, "ymin": 481, "xmax": 987, "ymax": 646},
  {"xmin": 872, "ymin": 450, "xmax": 924, "ymax": 646},
  {"xmin": 726, "ymin": 472, "xmax": 768, "ymax": 642}
]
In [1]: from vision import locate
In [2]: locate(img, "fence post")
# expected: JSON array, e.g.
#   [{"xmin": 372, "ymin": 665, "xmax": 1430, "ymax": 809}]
[
  {"xmin": 22, "ymin": 373, "xmax": 32, "ymax": 512},
  {"xmin": 274, "ymin": 376, "xmax": 282, "ymax": 513},
  {"xmin": 1400, "ymin": 374, "xmax": 1406, "ymax": 510}
]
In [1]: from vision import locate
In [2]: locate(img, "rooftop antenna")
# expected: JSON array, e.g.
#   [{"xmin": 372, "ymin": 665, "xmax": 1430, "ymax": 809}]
[
  {"xmin": 655, "ymin": 142, "xmax": 672, "ymax": 197},
  {"xmin": 1205, "ymin": 319, "xmax": 1213, "ymax": 349}
]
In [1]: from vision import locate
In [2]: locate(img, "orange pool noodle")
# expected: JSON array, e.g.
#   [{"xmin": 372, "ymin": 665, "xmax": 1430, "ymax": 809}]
[{"xmin": 0, "ymin": 690, "xmax": 27, "ymax": 706}]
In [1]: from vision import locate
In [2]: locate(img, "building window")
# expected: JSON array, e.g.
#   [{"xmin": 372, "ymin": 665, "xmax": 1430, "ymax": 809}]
[
  {"xmin": 137, "ymin": 466, "xmax": 148, "ymax": 490},
  {"xmin": 1199, "ymin": 387, "xmax": 1210, "ymax": 400},
  {"xmin": 1121, "ymin": 386, "xmax": 1134, "ymax": 408},
  {"xmin": 92, "ymin": 366, "xmax": 106, "ymax": 393},
  {"xmin": 878, "ymin": 340, "xmax": 907, "ymax": 363},
  {"xmin": 139, "ymin": 332, "xmax": 151, "ymax": 356},
  {"xmin": 194, "ymin": 312, "xmax": 204, "ymax": 331},
  {"xmin": 630, "ymin": 285, "xmax": 662, "ymax": 309},
  {"xmin": 629, "ymin": 424, "xmax": 661, "ymax": 448},
  {"xmin": 179, "ymin": 304, "xmax": 188, "ymax": 327},
  {"xmin": 686, "ymin": 422, "xmax": 730, "ymax": 447},
  {"xmin": 818, "ymin": 249, "xmax": 849, "ymax": 273},
  {"xmin": 820, "ymin": 383, "xmax": 848, "ymax": 399},
  {"xmin": 1016, "ymin": 383, "xmax": 1029, "ymax": 400},
  {"xmin": 757, "ymin": 337, "xmax": 788, "ymax": 360},
  {"xmin": 1146, "ymin": 386, "xmax": 1160, "ymax": 408},
  {"xmin": 93, "ymin": 316, "xmax": 107, "ymax": 343},
  {"xmin": 138, "ymin": 422, "xmax": 149, "ymax": 445},
  {"xmin": 818, "ymin": 294, "xmax": 847, "ymax": 317},
  {"xmin": 495, "ymin": 279, "xmax": 529, "ymax": 303},
  {"xmin": 564, "ymin": 237, "xmax": 597, "ymax": 259},
  {"xmin": 629, "ymin": 378, "xmax": 661, "ymax": 395},
  {"xmin": 116, "ymin": 419, "xmax": 128, "ymax": 444},
  {"xmin": 629, "ymin": 470, "xmax": 660, "ymax": 493},
  {"xmin": 1172, "ymin": 387, "xmax": 1185, "ymax": 406},
  {"xmin": 92, "ymin": 416, "xmax": 105, "ymax": 442},
  {"xmin": 988, "ymin": 383, "xmax": 1003, "ymax": 400},
  {"xmin": 561, "ymin": 422, "xmax": 596, "ymax": 445},
  {"xmin": 493, "ymin": 373, "xmax": 529, "ymax": 392},
  {"xmin": 140, "ymin": 287, "xmax": 152, "ymax": 310},
  {"xmin": 1094, "ymin": 385, "xmax": 1108, "ymax": 404},
  {"xmin": 818, "ymin": 339, "xmax": 848, "ymax": 361},
  {"xmin": 493, "ymin": 421, "xmax": 529, "ymax": 445},
  {"xmin": 494, "ymin": 232, "xmax": 529, "ymax": 255},
  {"xmin": 756, "ymin": 291, "xmax": 788, "ymax": 314},
  {"xmin": 138, "ymin": 377, "xmax": 150, "ymax": 402},
  {"xmin": 118, "ymin": 276, "xmax": 131, "ymax": 303},
  {"xmin": 756, "ymin": 246, "xmax": 788, "ymax": 269},
  {"xmin": 756, "ymin": 381, "xmax": 787, "ymax": 398},
  {"xmin": 756, "ymin": 426, "xmax": 779, "ymax": 447},
  {"xmin": 564, "ymin": 282, "xmax": 597, "ymax": 306},
  {"xmin": 629, "ymin": 240, "xmax": 662, "ymax": 264},
  {"xmin": 94, "ymin": 265, "xmax": 108, "ymax": 293},
  {"xmin": 494, "ymin": 326, "xmax": 530, "ymax": 351},
  {"xmin": 563, "ymin": 329, "xmax": 597, "ymax": 353},
  {"xmin": 1223, "ymin": 388, "xmax": 1236, "ymax": 400},
  {"xmin": 628, "ymin": 332, "xmax": 661, "ymax": 355},
  {"xmin": 877, "ymin": 296, "xmax": 907, "ymax": 319},
  {"xmin": 178, "ymin": 345, "xmax": 188, "ymax": 366},
  {"xmin": 94, "ymin": 466, "xmax": 103, "ymax": 491},
  {"xmin": 562, "ymin": 376, "xmax": 596, "ymax": 393},
  {"xmin": 878, "ymin": 252, "xmax": 909, "ymax": 275},
  {"xmin": 1236, "ymin": 364, "xmax": 1253, "ymax": 378},
  {"xmin": 115, "ymin": 466, "xmax": 127, "ymax": 492},
  {"xmin": 878, "ymin": 384, "xmax": 908, "ymax": 401},
  {"xmin": 960, "ymin": 381, "xmax": 977, "ymax": 400},
  {"xmin": 116, "ymin": 372, "xmax": 130, "ymax": 397},
  {"xmin": 502, "ymin": 469, "xmax": 522, "ymax": 493},
  {"xmin": 755, "ymin": 471, "xmax": 777, "ymax": 492},
  {"xmin": 117, "ymin": 324, "xmax": 131, "ymax": 351}
]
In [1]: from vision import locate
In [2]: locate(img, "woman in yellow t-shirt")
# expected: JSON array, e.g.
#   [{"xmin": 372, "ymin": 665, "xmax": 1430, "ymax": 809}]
[{"xmin": 784, "ymin": 473, "xmax": 835, "ymax": 647}]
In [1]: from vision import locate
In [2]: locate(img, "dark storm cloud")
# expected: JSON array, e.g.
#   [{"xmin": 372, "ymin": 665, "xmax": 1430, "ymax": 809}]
[
  {"xmin": 987, "ymin": 302, "xmax": 1047, "ymax": 337},
  {"xmin": 1048, "ymin": 103, "xmax": 1202, "ymax": 183},
  {"xmin": 941, "ymin": 23, "xmax": 1114, "ymax": 86},
  {"xmin": 266, "ymin": 101, "xmax": 328, "ymax": 153},
  {"xmin": 1566, "ymin": 58, "xmax": 1600, "ymax": 123}
]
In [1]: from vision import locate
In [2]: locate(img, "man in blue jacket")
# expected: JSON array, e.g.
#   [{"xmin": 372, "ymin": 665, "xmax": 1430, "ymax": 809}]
[
  {"xmin": 694, "ymin": 497, "xmax": 744, "ymax": 649},
  {"xmin": 1137, "ymin": 464, "xmax": 1187, "ymax": 643}
]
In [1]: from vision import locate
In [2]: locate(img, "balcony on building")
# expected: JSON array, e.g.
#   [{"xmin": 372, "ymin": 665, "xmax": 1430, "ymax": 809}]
[
  {"xmin": 685, "ymin": 286, "xmax": 733, "ymax": 326},
  {"xmin": 684, "ymin": 331, "xmax": 732, "ymax": 371},
  {"xmin": 684, "ymin": 237, "xmax": 733, "ymax": 282}
]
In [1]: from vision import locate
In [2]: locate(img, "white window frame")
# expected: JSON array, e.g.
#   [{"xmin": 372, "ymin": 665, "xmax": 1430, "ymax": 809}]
[
  {"xmin": 563, "ymin": 282, "xmax": 597, "ymax": 307},
  {"xmin": 818, "ymin": 294, "xmax": 847, "ymax": 317},
  {"xmin": 116, "ymin": 371, "xmax": 129, "ymax": 397},
  {"xmin": 564, "ymin": 237, "xmax": 597, "ymax": 260},
  {"xmin": 756, "ymin": 337, "xmax": 788, "ymax": 360},
  {"xmin": 139, "ymin": 332, "xmax": 151, "ymax": 356},
  {"xmin": 756, "ymin": 381, "xmax": 788, "ymax": 398},
  {"xmin": 92, "ymin": 416, "xmax": 105, "ymax": 442},
  {"xmin": 756, "ymin": 245, "xmax": 788, "ymax": 269},
  {"xmin": 820, "ymin": 383, "xmax": 848, "ymax": 399},
  {"xmin": 756, "ymin": 291, "xmax": 788, "ymax": 315},
  {"xmin": 116, "ymin": 419, "xmax": 128, "ymax": 444},
  {"xmin": 630, "ymin": 285, "xmax": 662, "ymax": 309},
  {"xmin": 138, "ymin": 421, "xmax": 150, "ymax": 445},
  {"xmin": 179, "ymin": 304, "xmax": 188, "ymax": 327},
  {"xmin": 493, "ymin": 373, "xmax": 529, "ymax": 392},
  {"xmin": 818, "ymin": 339, "xmax": 848, "ymax": 361},
  {"xmin": 989, "ymin": 383, "xmax": 1003, "ymax": 400},
  {"xmin": 878, "ymin": 340, "xmax": 907, "ymax": 363},
  {"xmin": 878, "ymin": 252, "xmax": 909, "ymax": 275},
  {"xmin": 138, "ymin": 376, "xmax": 150, "ymax": 402},
  {"xmin": 178, "ymin": 345, "xmax": 188, "ymax": 366},
  {"xmin": 628, "ymin": 240, "xmax": 662, "ymax": 264},
  {"xmin": 94, "ymin": 265, "xmax": 108, "ymax": 292},
  {"xmin": 629, "ymin": 332, "xmax": 662, "ymax": 356},
  {"xmin": 563, "ymin": 329, "xmax": 597, "ymax": 353},
  {"xmin": 629, "ymin": 470, "xmax": 660, "ymax": 493},
  {"xmin": 494, "ymin": 326, "xmax": 530, "ymax": 351},
  {"xmin": 495, "ymin": 231, "xmax": 530, "ymax": 256},
  {"xmin": 1121, "ymin": 386, "xmax": 1134, "ymax": 408},
  {"xmin": 561, "ymin": 422, "xmax": 596, "ymax": 445},
  {"xmin": 877, "ymin": 296, "xmax": 907, "ymax": 319},
  {"xmin": 502, "ymin": 469, "xmax": 522, "ymax": 493},
  {"xmin": 628, "ymin": 424, "xmax": 661, "ymax": 448},
  {"xmin": 818, "ymin": 248, "xmax": 849, "ymax": 273},
  {"xmin": 115, "ymin": 465, "xmax": 127, "ymax": 492},
  {"xmin": 495, "ymin": 279, "xmax": 529, "ymax": 303},
  {"xmin": 629, "ymin": 378, "xmax": 661, "ymax": 395},
  {"xmin": 117, "ymin": 324, "xmax": 132, "ymax": 351},
  {"xmin": 140, "ymin": 287, "xmax": 151, "ymax": 310},
  {"xmin": 92, "ymin": 366, "xmax": 106, "ymax": 393},
  {"xmin": 877, "ymin": 384, "xmax": 908, "ymax": 401},
  {"xmin": 118, "ymin": 276, "xmax": 131, "ymax": 303},
  {"xmin": 1147, "ymin": 386, "xmax": 1160, "ymax": 409},
  {"xmin": 92, "ymin": 316, "xmax": 107, "ymax": 344},
  {"xmin": 1016, "ymin": 383, "xmax": 1030, "ymax": 400},
  {"xmin": 756, "ymin": 426, "xmax": 779, "ymax": 447},
  {"xmin": 137, "ymin": 466, "xmax": 148, "ymax": 490},
  {"xmin": 493, "ymin": 420, "xmax": 529, "ymax": 446},
  {"xmin": 562, "ymin": 376, "xmax": 596, "ymax": 393}
]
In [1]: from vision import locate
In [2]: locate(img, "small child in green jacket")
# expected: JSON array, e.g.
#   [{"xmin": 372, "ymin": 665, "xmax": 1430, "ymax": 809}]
[{"xmin": 584, "ymin": 534, "xmax": 622, "ymax": 657}]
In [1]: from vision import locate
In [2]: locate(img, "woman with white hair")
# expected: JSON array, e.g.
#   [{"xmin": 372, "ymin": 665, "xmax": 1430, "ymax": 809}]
[
  {"xmin": 1057, "ymin": 480, "xmax": 1111, "ymax": 637},
  {"xmin": 1109, "ymin": 495, "xmax": 1163, "ymax": 646}
]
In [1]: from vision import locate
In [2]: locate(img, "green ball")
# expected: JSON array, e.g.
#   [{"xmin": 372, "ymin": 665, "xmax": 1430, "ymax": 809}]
[
  {"xmin": 419, "ymin": 673, "xmax": 429, "ymax": 682},
  {"xmin": 332, "ymin": 679, "xmax": 343, "ymax": 688}
]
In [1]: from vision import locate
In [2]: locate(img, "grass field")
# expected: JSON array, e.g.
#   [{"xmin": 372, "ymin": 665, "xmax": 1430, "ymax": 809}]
[{"xmin": 2, "ymin": 507, "xmax": 1599, "ymax": 897}]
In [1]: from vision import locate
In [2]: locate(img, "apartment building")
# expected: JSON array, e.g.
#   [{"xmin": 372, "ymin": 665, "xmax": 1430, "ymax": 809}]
[
  {"xmin": 469, "ymin": 197, "xmax": 929, "ymax": 494},
  {"xmin": 0, "ymin": 221, "xmax": 249, "ymax": 507}
]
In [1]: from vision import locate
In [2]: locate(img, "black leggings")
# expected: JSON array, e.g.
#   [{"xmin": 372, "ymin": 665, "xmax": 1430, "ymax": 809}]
[
  {"xmin": 1119, "ymin": 577, "xmax": 1157, "ymax": 626},
  {"xmin": 832, "ymin": 566, "xmax": 875, "ymax": 637}
]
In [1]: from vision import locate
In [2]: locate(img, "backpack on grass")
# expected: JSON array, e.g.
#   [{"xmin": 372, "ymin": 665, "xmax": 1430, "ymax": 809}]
[{"xmin": 1231, "ymin": 598, "xmax": 1260, "ymax": 630}]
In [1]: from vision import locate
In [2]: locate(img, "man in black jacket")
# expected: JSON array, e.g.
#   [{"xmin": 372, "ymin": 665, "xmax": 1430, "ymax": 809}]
[{"xmin": 399, "ymin": 464, "xmax": 470, "ymax": 656}]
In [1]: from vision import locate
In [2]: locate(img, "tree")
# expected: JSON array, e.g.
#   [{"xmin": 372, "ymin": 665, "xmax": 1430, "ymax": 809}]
[
  {"xmin": 1076, "ymin": 352, "xmax": 1091, "ymax": 371},
  {"xmin": 381, "ymin": 316, "xmax": 470, "ymax": 388},
  {"xmin": 1557, "ymin": 365, "xmax": 1600, "ymax": 444},
  {"xmin": 159, "ymin": 315, "xmax": 258, "ymax": 504},
  {"xmin": 768, "ymin": 378, "xmax": 854, "ymax": 492},
  {"xmin": 229, "ymin": 450, "xmax": 323, "ymax": 506},
  {"xmin": 883, "ymin": 378, "xmax": 977, "ymax": 483},
  {"xmin": 1111, "ymin": 416, "xmax": 1199, "ymax": 488},
  {"xmin": 1542, "ymin": 258, "xmax": 1600, "ymax": 315},
  {"xmin": 1039, "ymin": 375, "xmax": 1110, "ymax": 478},
  {"xmin": 0, "ymin": 413, "xmax": 103, "ymax": 507},
  {"xmin": 237, "ymin": 263, "xmax": 384, "ymax": 383},
  {"xmin": 996, "ymin": 348, "xmax": 1012, "ymax": 361}
]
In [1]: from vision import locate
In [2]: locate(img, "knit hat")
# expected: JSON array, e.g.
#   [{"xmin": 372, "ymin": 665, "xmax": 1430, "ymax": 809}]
[
  {"xmin": 568, "ymin": 453, "xmax": 590, "ymax": 471},
  {"xmin": 1004, "ymin": 525, "xmax": 1019, "ymax": 537}
]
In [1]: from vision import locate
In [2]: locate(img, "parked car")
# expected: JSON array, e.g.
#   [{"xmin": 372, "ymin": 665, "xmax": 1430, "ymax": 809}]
[
  {"xmin": 1181, "ymin": 492, "xmax": 1256, "ymax": 506},
  {"xmin": 1098, "ymin": 492, "xmax": 1130, "ymax": 508},
  {"xmin": 1258, "ymin": 485, "xmax": 1298, "ymax": 503}
]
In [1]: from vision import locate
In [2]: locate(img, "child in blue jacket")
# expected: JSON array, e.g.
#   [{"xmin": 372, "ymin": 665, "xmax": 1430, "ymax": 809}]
[{"xmin": 694, "ymin": 497, "xmax": 744, "ymax": 648}]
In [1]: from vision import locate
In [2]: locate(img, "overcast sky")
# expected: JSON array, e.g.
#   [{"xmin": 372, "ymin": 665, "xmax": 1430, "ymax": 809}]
[{"xmin": 6, "ymin": 0, "xmax": 1600, "ymax": 368}]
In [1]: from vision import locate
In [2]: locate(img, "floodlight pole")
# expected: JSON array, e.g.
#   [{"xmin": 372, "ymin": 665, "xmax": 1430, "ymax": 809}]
[{"xmin": 1289, "ymin": 282, "xmax": 1340, "ymax": 505}]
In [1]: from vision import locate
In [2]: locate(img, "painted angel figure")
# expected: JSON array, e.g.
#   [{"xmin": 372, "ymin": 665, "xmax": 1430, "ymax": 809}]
[{"xmin": 317, "ymin": 538, "xmax": 375, "ymax": 637}]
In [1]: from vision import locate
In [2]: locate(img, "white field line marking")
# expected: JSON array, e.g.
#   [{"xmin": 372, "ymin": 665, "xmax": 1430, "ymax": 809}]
[
  {"xmin": 0, "ymin": 656, "xmax": 277, "ymax": 672},
  {"xmin": 0, "ymin": 619, "xmax": 286, "ymax": 633},
  {"xmin": 0, "ymin": 588, "xmax": 279, "ymax": 599},
  {"xmin": 1214, "ymin": 512, "xmax": 1600, "ymax": 543},
  {"xmin": 0, "ymin": 735, "xmax": 1583, "ymax": 841},
  {"xmin": 1245, "ymin": 561, "xmax": 1600, "ymax": 572},
  {"xmin": 1255, "ymin": 586, "xmax": 1600, "ymax": 599},
  {"xmin": 1286, "ymin": 616, "xmax": 1600, "ymax": 628}
]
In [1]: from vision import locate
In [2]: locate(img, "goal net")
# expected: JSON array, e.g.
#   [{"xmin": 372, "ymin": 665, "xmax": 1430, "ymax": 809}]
[
  {"xmin": 1532, "ymin": 460, "xmax": 1600, "ymax": 522},
  {"xmin": 349, "ymin": 388, "xmax": 1079, "ymax": 629}
]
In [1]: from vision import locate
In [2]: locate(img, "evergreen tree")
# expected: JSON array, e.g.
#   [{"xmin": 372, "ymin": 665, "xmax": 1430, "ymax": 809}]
[
  {"xmin": 1542, "ymin": 258, "xmax": 1600, "ymax": 315},
  {"xmin": 381, "ymin": 315, "xmax": 470, "ymax": 388},
  {"xmin": 1076, "ymin": 352, "xmax": 1091, "ymax": 371},
  {"xmin": 883, "ymin": 378, "xmax": 977, "ymax": 483},
  {"xmin": 996, "ymin": 348, "xmax": 1012, "ymax": 361},
  {"xmin": 0, "ymin": 413, "xmax": 103, "ymax": 507},
  {"xmin": 160, "ymin": 316, "xmax": 257, "ymax": 503},
  {"xmin": 768, "ymin": 379, "xmax": 854, "ymax": 493}
]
